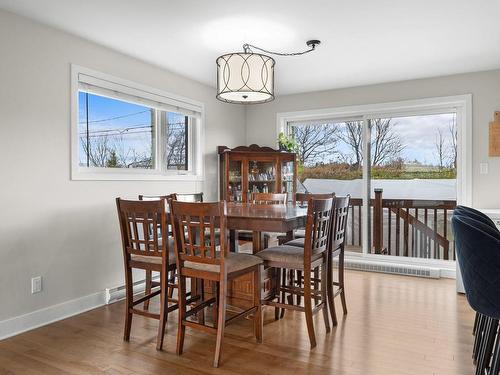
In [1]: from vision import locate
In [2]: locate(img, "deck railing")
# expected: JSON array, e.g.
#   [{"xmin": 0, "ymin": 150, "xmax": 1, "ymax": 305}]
[{"xmin": 347, "ymin": 189, "xmax": 456, "ymax": 261}]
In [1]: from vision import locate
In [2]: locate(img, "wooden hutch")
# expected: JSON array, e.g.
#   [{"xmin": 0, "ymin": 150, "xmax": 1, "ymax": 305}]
[{"xmin": 218, "ymin": 144, "xmax": 297, "ymax": 202}]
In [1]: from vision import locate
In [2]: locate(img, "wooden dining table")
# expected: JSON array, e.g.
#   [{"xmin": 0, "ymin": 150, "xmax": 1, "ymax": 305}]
[
  {"xmin": 219, "ymin": 202, "xmax": 309, "ymax": 307},
  {"xmin": 226, "ymin": 202, "xmax": 308, "ymax": 253}
]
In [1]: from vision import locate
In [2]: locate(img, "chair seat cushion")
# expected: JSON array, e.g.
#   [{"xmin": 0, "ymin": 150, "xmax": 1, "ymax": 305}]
[
  {"xmin": 284, "ymin": 238, "xmax": 305, "ymax": 247},
  {"xmin": 185, "ymin": 252, "xmax": 263, "ymax": 274},
  {"xmin": 256, "ymin": 245, "xmax": 323, "ymax": 266},
  {"xmin": 130, "ymin": 237, "xmax": 176, "ymax": 265}
]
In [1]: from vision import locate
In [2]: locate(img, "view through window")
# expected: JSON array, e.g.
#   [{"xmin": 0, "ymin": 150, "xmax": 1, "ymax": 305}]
[
  {"xmin": 78, "ymin": 92, "xmax": 189, "ymax": 171},
  {"xmin": 289, "ymin": 112, "xmax": 457, "ymax": 261}
]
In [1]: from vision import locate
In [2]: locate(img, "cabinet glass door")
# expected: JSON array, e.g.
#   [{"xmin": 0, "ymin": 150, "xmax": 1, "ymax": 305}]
[
  {"xmin": 247, "ymin": 160, "xmax": 276, "ymax": 200},
  {"xmin": 228, "ymin": 159, "xmax": 243, "ymax": 202},
  {"xmin": 281, "ymin": 160, "xmax": 294, "ymax": 201}
]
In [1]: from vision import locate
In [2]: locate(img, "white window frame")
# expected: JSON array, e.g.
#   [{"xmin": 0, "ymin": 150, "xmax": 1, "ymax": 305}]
[
  {"xmin": 277, "ymin": 95, "xmax": 472, "ymax": 275},
  {"xmin": 70, "ymin": 64, "xmax": 204, "ymax": 181}
]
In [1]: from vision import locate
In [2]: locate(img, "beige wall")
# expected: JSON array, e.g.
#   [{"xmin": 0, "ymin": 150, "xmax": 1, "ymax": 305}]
[
  {"xmin": 246, "ymin": 70, "xmax": 500, "ymax": 208},
  {"xmin": 0, "ymin": 10, "xmax": 245, "ymax": 321}
]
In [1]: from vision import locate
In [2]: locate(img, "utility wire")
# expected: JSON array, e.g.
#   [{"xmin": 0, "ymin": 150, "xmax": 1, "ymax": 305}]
[{"xmin": 78, "ymin": 109, "xmax": 149, "ymax": 124}]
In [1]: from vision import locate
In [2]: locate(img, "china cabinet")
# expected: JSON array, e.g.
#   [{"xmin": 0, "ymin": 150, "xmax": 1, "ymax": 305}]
[{"xmin": 218, "ymin": 144, "xmax": 297, "ymax": 202}]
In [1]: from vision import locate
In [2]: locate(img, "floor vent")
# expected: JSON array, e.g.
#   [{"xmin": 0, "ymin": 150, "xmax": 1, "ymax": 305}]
[{"xmin": 335, "ymin": 259, "xmax": 441, "ymax": 279}]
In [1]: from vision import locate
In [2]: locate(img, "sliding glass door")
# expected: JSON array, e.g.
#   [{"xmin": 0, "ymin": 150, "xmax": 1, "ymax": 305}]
[
  {"xmin": 285, "ymin": 96, "xmax": 467, "ymax": 266},
  {"xmin": 366, "ymin": 113, "xmax": 457, "ymax": 262}
]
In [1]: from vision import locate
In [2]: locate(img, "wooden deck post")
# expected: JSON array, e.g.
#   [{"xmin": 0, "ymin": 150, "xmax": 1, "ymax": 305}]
[{"xmin": 373, "ymin": 188, "xmax": 383, "ymax": 254}]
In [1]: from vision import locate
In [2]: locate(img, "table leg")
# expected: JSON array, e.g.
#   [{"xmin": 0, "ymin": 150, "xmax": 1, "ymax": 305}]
[
  {"xmin": 229, "ymin": 229, "xmax": 236, "ymax": 252},
  {"xmin": 252, "ymin": 231, "xmax": 263, "ymax": 254}
]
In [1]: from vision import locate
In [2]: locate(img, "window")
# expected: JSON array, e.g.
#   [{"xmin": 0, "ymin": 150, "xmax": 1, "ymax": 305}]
[
  {"xmin": 279, "ymin": 95, "xmax": 471, "ymax": 271},
  {"xmin": 71, "ymin": 65, "xmax": 203, "ymax": 180}
]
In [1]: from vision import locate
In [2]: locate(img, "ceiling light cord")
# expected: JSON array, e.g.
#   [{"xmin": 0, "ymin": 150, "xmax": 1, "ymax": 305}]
[{"xmin": 242, "ymin": 40, "xmax": 320, "ymax": 56}]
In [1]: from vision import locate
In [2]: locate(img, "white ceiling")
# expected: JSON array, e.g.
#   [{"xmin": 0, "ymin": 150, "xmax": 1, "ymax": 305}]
[{"xmin": 2, "ymin": 0, "xmax": 500, "ymax": 95}]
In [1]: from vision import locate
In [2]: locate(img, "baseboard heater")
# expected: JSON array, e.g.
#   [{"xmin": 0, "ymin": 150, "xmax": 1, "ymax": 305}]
[
  {"xmin": 335, "ymin": 258, "xmax": 441, "ymax": 279},
  {"xmin": 105, "ymin": 275, "xmax": 160, "ymax": 305}
]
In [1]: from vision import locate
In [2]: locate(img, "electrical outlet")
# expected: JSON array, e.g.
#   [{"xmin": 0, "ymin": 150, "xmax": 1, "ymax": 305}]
[{"xmin": 31, "ymin": 276, "xmax": 42, "ymax": 294}]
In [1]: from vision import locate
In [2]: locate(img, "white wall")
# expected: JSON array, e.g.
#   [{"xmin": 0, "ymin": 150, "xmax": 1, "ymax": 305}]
[
  {"xmin": 246, "ymin": 70, "xmax": 500, "ymax": 208},
  {"xmin": 0, "ymin": 10, "xmax": 245, "ymax": 323}
]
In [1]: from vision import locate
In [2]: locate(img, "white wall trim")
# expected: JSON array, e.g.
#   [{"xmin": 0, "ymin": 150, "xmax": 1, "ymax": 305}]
[{"xmin": 0, "ymin": 291, "xmax": 106, "ymax": 341}]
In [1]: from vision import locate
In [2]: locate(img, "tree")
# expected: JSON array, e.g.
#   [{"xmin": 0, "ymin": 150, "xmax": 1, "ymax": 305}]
[
  {"xmin": 448, "ymin": 120, "xmax": 457, "ymax": 169},
  {"xmin": 80, "ymin": 134, "xmax": 110, "ymax": 167},
  {"xmin": 292, "ymin": 123, "xmax": 340, "ymax": 166},
  {"xmin": 106, "ymin": 150, "xmax": 119, "ymax": 167},
  {"xmin": 434, "ymin": 127, "xmax": 446, "ymax": 169},
  {"xmin": 338, "ymin": 119, "xmax": 404, "ymax": 168}
]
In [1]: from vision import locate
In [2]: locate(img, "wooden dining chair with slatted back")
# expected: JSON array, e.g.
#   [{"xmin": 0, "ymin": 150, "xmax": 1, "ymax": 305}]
[
  {"xmin": 116, "ymin": 198, "xmax": 178, "ymax": 350},
  {"xmin": 326, "ymin": 195, "xmax": 350, "ymax": 326},
  {"xmin": 281, "ymin": 192, "xmax": 335, "ymax": 308},
  {"xmin": 256, "ymin": 197, "xmax": 334, "ymax": 348},
  {"xmin": 169, "ymin": 199, "xmax": 264, "ymax": 367},
  {"xmin": 138, "ymin": 193, "xmax": 205, "ymax": 310}
]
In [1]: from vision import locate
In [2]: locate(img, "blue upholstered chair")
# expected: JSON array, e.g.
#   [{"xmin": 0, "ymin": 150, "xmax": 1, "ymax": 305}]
[
  {"xmin": 452, "ymin": 213, "xmax": 500, "ymax": 375},
  {"xmin": 454, "ymin": 205, "xmax": 497, "ymax": 230}
]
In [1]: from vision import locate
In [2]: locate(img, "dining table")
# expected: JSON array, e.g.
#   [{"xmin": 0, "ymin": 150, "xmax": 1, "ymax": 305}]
[{"xmin": 225, "ymin": 202, "xmax": 308, "ymax": 253}]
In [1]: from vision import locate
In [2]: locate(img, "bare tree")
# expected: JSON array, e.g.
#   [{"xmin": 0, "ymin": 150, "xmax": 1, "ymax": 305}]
[
  {"xmin": 448, "ymin": 120, "xmax": 457, "ymax": 169},
  {"xmin": 292, "ymin": 123, "xmax": 340, "ymax": 166},
  {"xmin": 434, "ymin": 127, "xmax": 446, "ymax": 169},
  {"xmin": 338, "ymin": 119, "xmax": 404, "ymax": 167},
  {"xmin": 165, "ymin": 122, "xmax": 187, "ymax": 169},
  {"xmin": 370, "ymin": 119, "xmax": 405, "ymax": 166},
  {"xmin": 80, "ymin": 135, "xmax": 110, "ymax": 167}
]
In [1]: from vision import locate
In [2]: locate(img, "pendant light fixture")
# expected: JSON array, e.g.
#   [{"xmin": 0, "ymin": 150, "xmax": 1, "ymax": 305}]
[{"xmin": 216, "ymin": 40, "xmax": 321, "ymax": 104}]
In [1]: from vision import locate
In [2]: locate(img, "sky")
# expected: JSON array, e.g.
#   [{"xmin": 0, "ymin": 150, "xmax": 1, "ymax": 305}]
[
  {"xmin": 297, "ymin": 113, "xmax": 456, "ymax": 167},
  {"xmin": 78, "ymin": 92, "xmax": 185, "ymax": 167}
]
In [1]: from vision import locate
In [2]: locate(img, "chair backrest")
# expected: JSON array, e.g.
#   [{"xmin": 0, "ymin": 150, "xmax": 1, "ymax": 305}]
[
  {"xmin": 139, "ymin": 193, "xmax": 203, "ymax": 202},
  {"xmin": 303, "ymin": 197, "xmax": 334, "ymax": 266},
  {"xmin": 454, "ymin": 205, "xmax": 498, "ymax": 231},
  {"xmin": 295, "ymin": 192, "xmax": 335, "ymax": 206},
  {"xmin": 331, "ymin": 196, "xmax": 351, "ymax": 251},
  {"xmin": 116, "ymin": 198, "xmax": 168, "ymax": 259},
  {"xmin": 452, "ymin": 214, "xmax": 500, "ymax": 318},
  {"xmin": 252, "ymin": 192, "xmax": 287, "ymax": 205},
  {"xmin": 169, "ymin": 200, "xmax": 226, "ymax": 270}
]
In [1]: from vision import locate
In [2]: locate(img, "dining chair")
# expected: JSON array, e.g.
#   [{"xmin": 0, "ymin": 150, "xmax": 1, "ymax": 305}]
[
  {"xmin": 326, "ymin": 196, "xmax": 350, "ymax": 326},
  {"xmin": 138, "ymin": 193, "xmax": 204, "ymax": 310},
  {"xmin": 453, "ymin": 206, "xmax": 500, "ymax": 366},
  {"xmin": 116, "ymin": 198, "xmax": 178, "ymax": 350},
  {"xmin": 279, "ymin": 192, "xmax": 335, "ymax": 307},
  {"xmin": 169, "ymin": 199, "xmax": 263, "ymax": 367},
  {"xmin": 452, "ymin": 214, "xmax": 500, "ymax": 375},
  {"xmin": 256, "ymin": 197, "xmax": 334, "ymax": 348}
]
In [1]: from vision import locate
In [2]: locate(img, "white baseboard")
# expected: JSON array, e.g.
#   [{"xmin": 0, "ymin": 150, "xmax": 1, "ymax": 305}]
[
  {"xmin": 0, "ymin": 291, "xmax": 107, "ymax": 341},
  {"xmin": 0, "ymin": 275, "xmax": 157, "ymax": 341}
]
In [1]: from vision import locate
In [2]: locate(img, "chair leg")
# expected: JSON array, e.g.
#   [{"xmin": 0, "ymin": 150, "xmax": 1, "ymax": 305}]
[
  {"xmin": 489, "ymin": 326, "xmax": 500, "ymax": 375},
  {"xmin": 156, "ymin": 269, "xmax": 168, "ymax": 351},
  {"xmin": 197, "ymin": 278, "xmax": 205, "ymax": 325},
  {"xmin": 253, "ymin": 266, "xmax": 263, "ymax": 343},
  {"xmin": 303, "ymin": 270, "xmax": 317, "ymax": 348},
  {"xmin": 326, "ymin": 250, "xmax": 338, "ymax": 326},
  {"xmin": 280, "ymin": 268, "xmax": 286, "ymax": 319},
  {"xmin": 274, "ymin": 268, "xmax": 281, "ymax": 320},
  {"xmin": 287, "ymin": 270, "xmax": 295, "ymax": 305},
  {"xmin": 123, "ymin": 267, "xmax": 133, "ymax": 341},
  {"xmin": 313, "ymin": 267, "xmax": 320, "ymax": 305},
  {"xmin": 475, "ymin": 314, "xmax": 486, "ymax": 362},
  {"xmin": 477, "ymin": 318, "xmax": 498, "ymax": 375},
  {"xmin": 213, "ymin": 281, "xmax": 219, "ymax": 327},
  {"xmin": 168, "ymin": 270, "xmax": 175, "ymax": 300},
  {"xmin": 296, "ymin": 270, "xmax": 302, "ymax": 305},
  {"xmin": 144, "ymin": 270, "xmax": 152, "ymax": 311},
  {"xmin": 321, "ymin": 261, "xmax": 331, "ymax": 333},
  {"xmin": 213, "ymin": 275, "xmax": 227, "ymax": 368},
  {"xmin": 339, "ymin": 251, "xmax": 348, "ymax": 315},
  {"xmin": 176, "ymin": 275, "xmax": 187, "ymax": 355}
]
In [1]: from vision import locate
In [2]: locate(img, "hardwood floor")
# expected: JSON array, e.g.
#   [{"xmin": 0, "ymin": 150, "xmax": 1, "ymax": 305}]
[{"xmin": 0, "ymin": 271, "xmax": 476, "ymax": 375}]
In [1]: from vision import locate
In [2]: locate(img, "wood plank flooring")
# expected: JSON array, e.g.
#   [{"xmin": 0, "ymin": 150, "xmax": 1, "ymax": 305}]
[{"xmin": 0, "ymin": 271, "xmax": 476, "ymax": 375}]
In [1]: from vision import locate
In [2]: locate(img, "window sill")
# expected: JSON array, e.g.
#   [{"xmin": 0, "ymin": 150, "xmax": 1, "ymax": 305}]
[{"xmin": 71, "ymin": 169, "xmax": 204, "ymax": 181}]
